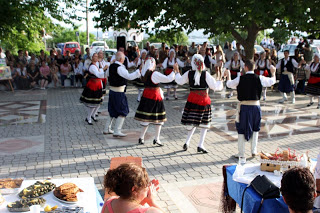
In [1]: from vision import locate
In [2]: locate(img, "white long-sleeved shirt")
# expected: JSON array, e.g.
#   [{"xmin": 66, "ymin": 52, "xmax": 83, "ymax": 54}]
[
  {"xmin": 97, "ymin": 60, "xmax": 110, "ymax": 77},
  {"xmin": 175, "ymin": 71, "xmax": 223, "ymax": 91},
  {"xmin": 89, "ymin": 64, "xmax": 104, "ymax": 78},
  {"xmin": 256, "ymin": 59, "xmax": 270, "ymax": 70},
  {"xmin": 151, "ymin": 71, "xmax": 175, "ymax": 84},
  {"xmin": 226, "ymin": 71, "xmax": 276, "ymax": 89},
  {"xmin": 110, "ymin": 55, "xmax": 135, "ymax": 68},
  {"xmin": 73, "ymin": 63, "xmax": 84, "ymax": 75},
  {"xmin": 276, "ymin": 57, "xmax": 299, "ymax": 70},
  {"xmin": 161, "ymin": 58, "xmax": 185, "ymax": 69},
  {"xmin": 224, "ymin": 60, "xmax": 244, "ymax": 70},
  {"xmin": 114, "ymin": 61, "xmax": 141, "ymax": 80},
  {"xmin": 305, "ymin": 62, "xmax": 319, "ymax": 73}
]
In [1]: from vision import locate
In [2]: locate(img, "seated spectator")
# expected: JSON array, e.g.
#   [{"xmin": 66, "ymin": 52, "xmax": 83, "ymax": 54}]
[
  {"xmin": 13, "ymin": 62, "xmax": 30, "ymax": 90},
  {"xmin": 102, "ymin": 163, "xmax": 163, "ymax": 213},
  {"xmin": 281, "ymin": 167, "xmax": 316, "ymax": 213},
  {"xmin": 5, "ymin": 50, "xmax": 15, "ymax": 65},
  {"xmin": 73, "ymin": 49, "xmax": 82, "ymax": 61},
  {"xmin": 73, "ymin": 57, "xmax": 84, "ymax": 87},
  {"xmin": 83, "ymin": 47, "xmax": 90, "ymax": 61},
  {"xmin": 38, "ymin": 49, "xmax": 48, "ymax": 65},
  {"xmin": 24, "ymin": 50, "xmax": 31, "ymax": 63},
  {"xmin": 39, "ymin": 60, "xmax": 51, "ymax": 89},
  {"xmin": 49, "ymin": 62, "xmax": 59, "ymax": 87},
  {"xmin": 29, "ymin": 54, "xmax": 39, "ymax": 66},
  {"xmin": 16, "ymin": 50, "xmax": 27, "ymax": 66},
  {"xmin": 27, "ymin": 61, "xmax": 40, "ymax": 88},
  {"xmin": 0, "ymin": 47, "xmax": 5, "ymax": 58},
  {"xmin": 60, "ymin": 60, "xmax": 74, "ymax": 87}
]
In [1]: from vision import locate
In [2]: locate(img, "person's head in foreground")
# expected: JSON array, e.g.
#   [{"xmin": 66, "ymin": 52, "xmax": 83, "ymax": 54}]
[
  {"xmin": 281, "ymin": 167, "xmax": 317, "ymax": 213},
  {"xmin": 244, "ymin": 60, "xmax": 255, "ymax": 73},
  {"xmin": 103, "ymin": 163, "xmax": 162, "ymax": 213}
]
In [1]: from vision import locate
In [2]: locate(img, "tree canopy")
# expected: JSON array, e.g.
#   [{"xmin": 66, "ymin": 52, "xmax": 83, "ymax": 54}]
[
  {"xmin": 92, "ymin": 0, "xmax": 320, "ymax": 59},
  {"xmin": 49, "ymin": 26, "xmax": 96, "ymax": 46}
]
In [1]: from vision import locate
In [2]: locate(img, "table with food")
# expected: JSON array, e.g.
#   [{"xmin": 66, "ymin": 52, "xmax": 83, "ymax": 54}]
[
  {"xmin": 223, "ymin": 148, "xmax": 316, "ymax": 213},
  {"xmin": 0, "ymin": 177, "xmax": 103, "ymax": 213}
]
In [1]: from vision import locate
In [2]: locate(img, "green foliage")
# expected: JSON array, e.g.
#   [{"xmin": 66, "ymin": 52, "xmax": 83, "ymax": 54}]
[
  {"xmin": 92, "ymin": 0, "xmax": 320, "ymax": 59},
  {"xmin": 49, "ymin": 26, "xmax": 96, "ymax": 46},
  {"xmin": 105, "ymin": 39, "xmax": 117, "ymax": 49},
  {"xmin": 147, "ymin": 31, "xmax": 189, "ymax": 46},
  {"xmin": 270, "ymin": 28, "xmax": 291, "ymax": 45}
]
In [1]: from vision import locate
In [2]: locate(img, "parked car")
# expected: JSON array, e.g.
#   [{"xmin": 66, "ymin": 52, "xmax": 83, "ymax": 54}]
[
  {"xmin": 63, "ymin": 42, "xmax": 81, "ymax": 56},
  {"xmin": 56, "ymin": 43, "xmax": 65, "ymax": 55},
  {"xmin": 254, "ymin": 45, "xmax": 265, "ymax": 54},
  {"xmin": 104, "ymin": 49, "xmax": 117, "ymax": 62},
  {"xmin": 277, "ymin": 44, "xmax": 319, "ymax": 60},
  {"xmin": 127, "ymin": 40, "xmax": 138, "ymax": 47},
  {"xmin": 91, "ymin": 41, "xmax": 109, "ymax": 53}
]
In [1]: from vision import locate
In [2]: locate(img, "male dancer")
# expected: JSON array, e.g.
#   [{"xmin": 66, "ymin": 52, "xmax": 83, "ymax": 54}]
[
  {"xmin": 103, "ymin": 52, "xmax": 141, "ymax": 137},
  {"xmin": 226, "ymin": 60, "xmax": 276, "ymax": 158}
]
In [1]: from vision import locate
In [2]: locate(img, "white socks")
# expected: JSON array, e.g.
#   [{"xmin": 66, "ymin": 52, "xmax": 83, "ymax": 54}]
[
  {"xmin": 154, "ymin": 125, "xmax": 162, "ymax": 141},
  {"xmin": 87, "ymin": 107, "xmax": 95, "ymax": 122},
  {"xmin": 185, "ymin": 127, "xmax": 196, "ymax": 146},
  {"xmin": 137, "ymin": 89, "xmax": 143, "ymax": 101},
  {"xmin": 139, "ymin": 125, "xmax": 149, "ymax": 140},
  {"xmin": 173, "ymin": 88, "xmax": 177, "ymax": 97},
  {"xmin": 198, "ymin": 129, "xmax": 207, "ymax": 149},
  {"xmin": 92, "ymin": 105, "xmax": 100, "ymax": 118},
  {"xmin": 263, "ymin": 87, "xmax": 267, "ymax": 99}
]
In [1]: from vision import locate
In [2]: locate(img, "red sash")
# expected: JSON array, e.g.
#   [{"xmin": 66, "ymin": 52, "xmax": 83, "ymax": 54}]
[
  {"xmin": 164, "ymin": 68, "xmax": 173, "ymax": 75},
  {"xmin": 308, "ymin": 76, "xmax": 320, "ymax": 84}
]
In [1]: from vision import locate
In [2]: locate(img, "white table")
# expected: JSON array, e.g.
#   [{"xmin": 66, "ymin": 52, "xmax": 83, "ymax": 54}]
[{"xmin": 1, "ymin": 178, "xmax": 100, "ymax": 213}]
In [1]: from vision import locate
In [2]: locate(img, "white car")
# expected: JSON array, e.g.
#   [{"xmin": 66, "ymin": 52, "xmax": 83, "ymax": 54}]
[
  {"xmin": 277, "ymin": 44, "xmax": 319, "ymax": 60},
  {"xmin": 91, "ymin": 41, "xmax": 109, "ymax": 53}
]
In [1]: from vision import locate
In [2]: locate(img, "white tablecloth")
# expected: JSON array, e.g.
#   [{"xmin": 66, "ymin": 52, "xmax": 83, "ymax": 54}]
[{"xmin": 0, "ymin": 178, "xmax": 99, "ymax": 213}]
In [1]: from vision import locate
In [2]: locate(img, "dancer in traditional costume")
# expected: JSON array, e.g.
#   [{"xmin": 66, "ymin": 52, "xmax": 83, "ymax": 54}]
[
  {"xmin": 226, "ymin": 60, "xmax": 276, "ymax": 158},
  {"xmin": 224, "ymin": 52, "xmax": 244, "ymax": 98},
  {"xmin": 276, "ymin": 50, "xmax": 303, "ymax": 104},
  {"xmin": 255, "ymin": 52, "xmax": 271, "ymax": 101},
  {"xmin": 135, "ymin": 49, "xmax": 148, "ymax": 102},
  {"xmin": 158, "ymin": 49, "xmax": 185, "ymax": 100},
  {"xmin": 110, "ymin": 47, "xmax": 137, "ymax": 69},
  {"xmin": 304, "ymin": 53, "xmax": 320, "ymax": 109},
  {"xmin": 103, "ymin": 52, "xmax": 141, "ymax": 137},
  {"xmin": 80, "ymin": 53, "xmax": 104, "ymax": 125},
  {"xmin": 175, "ymin": 54, "xmax": 223, "ymax": 153},
  {"xmin": 135, "ymin": 57, "xmax": 176, "ymax": 146}
]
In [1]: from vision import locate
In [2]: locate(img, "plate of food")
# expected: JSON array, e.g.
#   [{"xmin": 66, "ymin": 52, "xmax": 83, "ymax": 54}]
[
  {"xmin": 18, "ymin": 180, "xmax": 56, "ymax": 198},
  {"xmin": 53, "ymin": 183, "xmax": 84, "ymax": 204},
  {"xmin": 7, "ymin": 197, "xmax": 46, "ymax": 212},
  {"xmin": 0, "ymin": 178, "xmax": 24, "ymax": 195}
]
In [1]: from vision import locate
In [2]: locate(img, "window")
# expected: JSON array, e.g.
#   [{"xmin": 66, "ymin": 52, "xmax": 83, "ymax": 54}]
[
  {"xmin": 92, "ymin": 42, "xmax": 105, "ymax": 47},
  {"xmin": 65, "ymin": 43, "xmax": 78, "ymax": 48}
]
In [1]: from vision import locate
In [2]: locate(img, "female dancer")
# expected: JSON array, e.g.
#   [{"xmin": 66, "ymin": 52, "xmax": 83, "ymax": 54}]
[
  {"xmin": 255, "ymin": 52, "xmax": 271, "ymax": 100},
  {"xmin": 135, "ymin": 57, "xmax": 176, "ymax": 146},
  {"xmin": 175, "ymin": 54, "xmax": 223, "ymax": 153},
  {"xmin": 224, "ymin": 52, "xmax": 244, "ymax": 98},
  {"xmin": 135, "ymin": 49, "xmax": 148, "ymax": 102},
  {"xmin": 157, "ymin": 49, "xmax": 185, "ymax": 100},
  {"xmin": 304, "ymin": 54, "xmax": 320, "ymax": 109},
  {"xmin": 80, "ymin": 53, "xmax": 104, "ymax": 125}
]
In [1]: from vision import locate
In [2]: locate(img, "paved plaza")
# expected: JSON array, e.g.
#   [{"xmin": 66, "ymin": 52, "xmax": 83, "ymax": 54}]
[{"xmin": 0, "ymin": 85, "xmax": 320, "ymax": 213}]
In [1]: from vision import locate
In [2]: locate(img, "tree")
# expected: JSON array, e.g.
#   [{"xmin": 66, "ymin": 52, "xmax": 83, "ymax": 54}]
[
  {"xmin": 91, "ymin": 0, "xmax": 319, "ymax": 60},
  {"xmin": 147, "ymin": 31, "xmax": 189, "ymax": 46},
  {"xmin": 48, "ymin": 26, "xmax": 96, "ymax": 46}
]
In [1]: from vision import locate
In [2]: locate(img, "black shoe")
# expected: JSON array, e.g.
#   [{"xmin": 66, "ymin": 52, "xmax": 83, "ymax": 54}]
[
  {"xmin": 166, "ymin": 97, "xmax": 169, "ymax": 100},
  {"xmin": 138, "ymin": 138, "xmax": 144, "ymax": 144},
  {"xmin": 153, "ymin": 139, "xmax": 164, "ymax": 147},
  {"xmin": 85, "ymin": 118, "xmax": 93, "ymax": 125},
  {"xmin": 197, "ymin": 147, "xmax": 208, "ymax": 153},
  {"xmin": 97, "ymin": 111, "xmax": 101, "ymax": 114},
  {"xmin": 307, "ymin": 102, "xmax": 314, "ymax": 107},
  {"xmin": 175, "ymin": 96, "xmax": 178, "ymax": 100},
  {"xmin": 183, "ymin": 144, "xmax": 188, "ymax": 151},
  {"xmin": 317, "ymin": 105, "xmax": 320, "ymax": 109},
  {"xmin": 95, "ymin": 114, "xmax": 99, "ymax": 117},
  {"xmin": 91, "ymin": 116, "xmax": 98, "ymax": 122}
]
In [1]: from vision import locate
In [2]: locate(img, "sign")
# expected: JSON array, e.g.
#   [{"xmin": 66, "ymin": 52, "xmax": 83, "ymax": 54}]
[
  {"xmin": 0, "ymin": 66, "xmax": 12, "ymax": 80},
  {"xmin": 0, "ymin": 58, "xmax": 6, "ymax": 67},
  {"xmin": 75, "ymin": 31, "xmax": 79, "ymax": 37}
]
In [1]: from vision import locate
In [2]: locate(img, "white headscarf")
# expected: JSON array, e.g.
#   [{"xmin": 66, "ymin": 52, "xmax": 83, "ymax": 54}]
[
  {"xmin": 314, "ymin": 53, "xmax": 320, "ymax": 60},
  {"xmin": 141, "ymin": 57, "xmax": 156, "ymax": 76},
  {"xmin": 191, "ymin": 54, "xmax": 205, "ymax": 86},
  {"xmin": 169, "ymin": 49, "xmax": 176, "ymax": 61}
]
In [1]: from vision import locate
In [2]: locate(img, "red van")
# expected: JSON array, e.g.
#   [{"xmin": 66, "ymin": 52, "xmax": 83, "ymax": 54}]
[{"xmin": 63, "ymin": 42, "xmax": 81, "ymax": 56}]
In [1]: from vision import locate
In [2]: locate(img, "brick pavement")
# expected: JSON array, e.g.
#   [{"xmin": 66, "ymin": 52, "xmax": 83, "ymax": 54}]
[{"xmin": 0, "ymin": 85, "xmax": 319, "ymax": 212}]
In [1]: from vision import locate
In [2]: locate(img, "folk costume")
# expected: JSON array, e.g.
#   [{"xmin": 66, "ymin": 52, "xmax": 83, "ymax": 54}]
[
  {"xmin": 80, "ymin": 63, "xmax": 105, "ymax": 125},
  {"xmin": 103, "ymin": 61, "xmax": 141, "ymax": 137},
  {"xmin": 305, "ymin": 54, "xmax": 320, "ymax": 109},
  {"xmin": 255, "ymin": 56, "xmax": 271, "ymax": 101},
  {"xmin": 226, "ymin": 67, "xmax": 276, "ymax": 158},
  {"xmin": 161, "ymin": 49, "xmax": 185, "ymax": 100},
  {"xmin": 135, "ymin": 49, "xmax": 148, "ymax": 102},
  {"xmin": 135, "ymin": 57, "xmax": 175, "ymax": 146},
  {"xmin": 224, "ymin": 52, "xmax": 244, "ymax": 98},
  {"xmin": 276, "ymin": 56, "xmax": 299, "ymax": 104},
  {"xmin": 175, "ymin": 54, "xmax": 223, "ymax": 153}
]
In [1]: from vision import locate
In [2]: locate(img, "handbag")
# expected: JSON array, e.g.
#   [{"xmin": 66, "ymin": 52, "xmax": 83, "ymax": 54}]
[{"xmin": 241, "ymin": 175, "xmax": 280, "ymax": 213}]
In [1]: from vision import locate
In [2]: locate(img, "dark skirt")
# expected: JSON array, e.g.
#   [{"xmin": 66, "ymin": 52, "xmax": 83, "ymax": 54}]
[
  {"xmin": 305, "ymin": 77, "xmax": 320, "ymax": 96},
  {"xmin": 108, "ymin": 90, "xmax": 129, "ymax": 118},
  {"xmin": 39, "ymin": 75, "xmax": 52, "ymax": 83},
  {"xmin": 162, "ymin": 68, "xmax": 177, "ymax": 88},
  {"xmin": 134, "ymin": 87, "xmax": 166, "ymax": 123},
  {"xmin": 80, "ymin": 78, "xmax": 103, "ymax": 107},
  {"xmin": 236, "ymin": 105, "xmax": 261, "ymax": 141},
  {"xmin": 278, "ymin": 74, "xmax": 294, "ymax": 93},
  {"xmin": 133, "ymin": 78, "xmax": 145, "ymax": 88},
  {"xmin": 181, "ymin": 90, "xmax": 212, "ymax": 128}
]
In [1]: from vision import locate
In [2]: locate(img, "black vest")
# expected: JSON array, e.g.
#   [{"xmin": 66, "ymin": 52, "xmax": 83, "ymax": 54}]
[
  {"xmin": 231, "ymin": 59, "xmax": 241, "ymax": 72},
  {"xmin": 280, "ymin": 58, "xmax": 294, "ymax": 73},
  {"xmin": 188, "ymin": 71, "xmax": 208, "ymax": 90},
  {"xmin": 310, "ymin": 62, "xmax": 320, "ymax": 77},
  {"xmin": 123, "ymin": 57, "xmax": 128, "ymax": 69},
  {"xmin": 167, "ymin": 57, "xmax": 174, "ymax": 68},
  {"xmin": 108, "ymin": 63, "xmax": 128, "ymax": 87},
  {"xmin": 237, "ymin": 74, "xmax": 262, "ymax": 101},
  {"xmin": 257, "ymin": 59, "xmax": 267, "ymax": 70},
  {"xmin": 143, "ymin": 70, "xmax": 159, "ymax": 88},
  {"xmin": 204, "ymin": 55, "xmax": 211, "ymax": 68}
]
